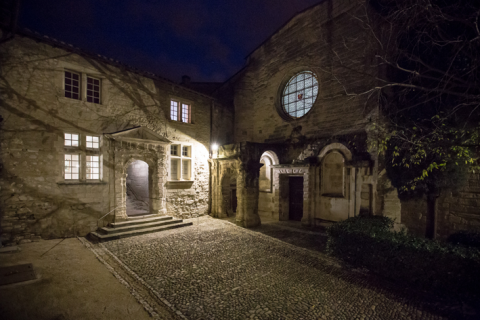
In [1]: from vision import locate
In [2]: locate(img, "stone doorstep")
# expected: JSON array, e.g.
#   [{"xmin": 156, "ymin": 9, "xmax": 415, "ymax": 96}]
[
  {"xmin": 100, "ymin": 219, "xmax": 182, "ymax": 235},
  {"xmin": 89, "ymin": 222, "xmax": 193, "ymax": 242},
  {"xmin": 108, "ymin": 215, "xmax": 172, "ymax": 228}
]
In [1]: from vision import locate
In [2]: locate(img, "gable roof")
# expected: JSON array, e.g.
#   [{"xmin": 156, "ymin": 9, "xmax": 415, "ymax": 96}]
[
  {"xmin": 245, "ymin": 0, "xmax": 360, "ymax": 60},
  {"xmin": 6, "ymin": 28, "xmax": 215, "ymax": 100},
  {"xmin": 106, "ymin": 126, "xmax": 171, "ymax": 144}
]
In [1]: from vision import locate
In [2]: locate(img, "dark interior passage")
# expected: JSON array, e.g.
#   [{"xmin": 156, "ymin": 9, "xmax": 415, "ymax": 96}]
[
  {"xmin": 289, "ymin": 177, "xmax": 304, "ymax": 221},
  {"xmin": 126, "ymin": 160, "xmax": 150, "ymax": 216}
]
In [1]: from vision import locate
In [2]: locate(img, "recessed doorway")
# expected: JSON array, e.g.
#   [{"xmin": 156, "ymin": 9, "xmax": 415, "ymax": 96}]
[
  {"xmin": 288, "ymin": 177, "xmax": 304, "ymax": 221},
  {"xmin": 126, "ymin": 160, "xmax": 150, "ymax": 216}
]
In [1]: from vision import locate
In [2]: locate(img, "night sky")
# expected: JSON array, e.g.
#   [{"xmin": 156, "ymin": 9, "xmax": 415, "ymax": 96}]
[{"xmin": 19, "ymin": 0, "xmax": 321, "ymax": 83}]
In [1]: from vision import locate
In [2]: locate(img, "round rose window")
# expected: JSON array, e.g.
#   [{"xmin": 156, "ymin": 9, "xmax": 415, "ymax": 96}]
[{"xmin": 282, "ymin": 71, "xmax": 318, "ymax": 119}]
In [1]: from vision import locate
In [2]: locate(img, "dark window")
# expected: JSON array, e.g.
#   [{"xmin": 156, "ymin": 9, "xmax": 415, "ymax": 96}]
[
  {"xmin": 86, "ymin": 76, "xmax": 101, "ymax": 104},
  {"xmin": 65, "ymin": 71, "xmax": 80, "ymax": 100}
]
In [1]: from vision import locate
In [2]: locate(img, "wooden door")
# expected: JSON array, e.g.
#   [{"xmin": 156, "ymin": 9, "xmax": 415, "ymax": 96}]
[{"xmin": 289, "ymin": 177, "xmax": 304, "ymax": 221}]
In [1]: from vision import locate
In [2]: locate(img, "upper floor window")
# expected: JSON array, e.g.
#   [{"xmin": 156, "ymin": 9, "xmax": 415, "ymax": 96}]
[
  {"xmin": 64, "ymin": 71, "xmax": 81, "ymax": 100},
  {"xmin": 86, "ymin": 76, "xmax": 101, "ymax": 104},
  {"xmin": 170, "ymin": 99, "xmax": 192, "ymax": 123},
  {"xmin": 281, "ymin": 71, "xmax": 318, "ymax": 119},
  {"xmin": 64, "ymin": 70, "xmax": 102, "ymax": 104}
]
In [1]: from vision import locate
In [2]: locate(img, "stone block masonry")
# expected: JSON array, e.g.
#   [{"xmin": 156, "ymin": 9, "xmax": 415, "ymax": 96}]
[{"xmin": 0, "ymin": 32, "xmax": 213, "ymax": 244}]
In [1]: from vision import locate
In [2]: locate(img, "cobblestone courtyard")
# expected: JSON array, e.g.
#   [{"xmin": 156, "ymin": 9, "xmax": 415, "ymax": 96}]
[{"xmin": 89, "ymin": 217, "xmax": 478, "ymax": 320}]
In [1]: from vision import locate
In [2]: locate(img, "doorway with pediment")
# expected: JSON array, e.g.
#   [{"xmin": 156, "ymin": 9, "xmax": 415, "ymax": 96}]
[{"xmin": 107, "ymin": 127, "xmax": 170, "ymax": 221}]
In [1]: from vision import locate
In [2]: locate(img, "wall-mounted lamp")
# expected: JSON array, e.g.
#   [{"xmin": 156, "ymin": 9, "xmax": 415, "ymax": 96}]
[{"xmin": 211, "ymin": 143, "xmax": 218, "ymax": 159}]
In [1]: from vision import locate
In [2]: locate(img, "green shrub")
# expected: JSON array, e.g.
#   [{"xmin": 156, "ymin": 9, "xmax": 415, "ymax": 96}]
[
  {"xmin": 326, "ymin": 216, "xmax": 480, "ymax": 294},
  {"xmin": 447, "ymin": 230, "xmax": 480, "ymax": 249}
]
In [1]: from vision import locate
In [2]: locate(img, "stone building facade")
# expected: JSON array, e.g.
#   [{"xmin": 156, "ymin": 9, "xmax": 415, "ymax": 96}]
[
  {"xmin": 1, "ymin": 0, "xmax": 479, "ymax": 244},
  {"xmin": 209, "ymin": 0, "xmax": 480, "ymax": 238},
  {"xmin": 0, "ymin": 29, "xmax": 231, "ymax": 244}
]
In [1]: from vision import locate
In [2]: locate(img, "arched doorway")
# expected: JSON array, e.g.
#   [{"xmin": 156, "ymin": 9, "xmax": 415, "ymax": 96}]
[
  {"xmin": 221, "ymin": 172, "xmax": 237, "ymax": 217},
  {"xmin": 258, "ymin": 151, "xmax": 279, "ymax": 220},
  {"xmin": 126, "ymin": 160, "xmax": 150, "ymax": 216}
]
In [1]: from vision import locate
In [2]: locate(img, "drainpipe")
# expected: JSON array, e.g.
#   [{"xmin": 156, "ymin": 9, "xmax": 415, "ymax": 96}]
[{"xmin": 208, "ymin": 99, "xmax": 214, "ymax": 214}]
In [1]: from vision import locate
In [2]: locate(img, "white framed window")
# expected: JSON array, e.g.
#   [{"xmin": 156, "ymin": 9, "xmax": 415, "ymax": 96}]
[
  {"xmin": 86, "ymin": 76, "xmax": 101, "ymax": 104},
  {"xmin": 170, "ymin": 99, "xmax": 192, "ymax": 123},
  {"xmin": 64, "ymin": 133, "xmax": 79, "ymax": 147},
  {"xmin": 64, "ymin": 154, "xmax": 80, "ymax": 180},
  {"xmin": 86, "ymin": 135, "xmax": 100, "ymax": 149},
  {"xmin": 86, "ymin": 155, "xmax": 100, "ymax": 180},
  {"xmin": 170, "ymin": 143, "xmax": 192, "ymax": 181},
  {"xmin": 170, "ymin": 101, "xmax": 179, "ymax": 121},
  {"xmin": 63, "ymin": 132, "xmax": 102, "ymax": 181}
]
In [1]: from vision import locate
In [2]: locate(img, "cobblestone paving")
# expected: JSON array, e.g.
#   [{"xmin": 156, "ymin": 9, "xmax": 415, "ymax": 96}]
[{"xmin": 102, "ymin": 217, "xmax": 478, "ymax": 320}]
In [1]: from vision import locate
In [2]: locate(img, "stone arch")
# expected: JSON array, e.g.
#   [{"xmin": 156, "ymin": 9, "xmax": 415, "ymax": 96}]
[
  {"xmin": 317, "ymin": 143, "xmax": 352, "ymax": 222},
  {"xmin": 318, "ymin": 142, "xmax": 352, "ymax": 162},
  {"xmin": 259, "ymin": 151, "xmax": 278, "ymax": 192},
  {"xmin": 220, "ymin": 167, "xmax": 238, "ymax": 217},
  {"xmin": 115, "ymin": 154, "xmax": 164, "ymax": 220},
  {"xmin": 126, "ymin": 160, "xmax": 150, "ymax": 216}
]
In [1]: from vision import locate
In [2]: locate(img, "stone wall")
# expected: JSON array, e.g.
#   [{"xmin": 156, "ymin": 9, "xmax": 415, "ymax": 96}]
[
  {"xmin": 232, "ymin": 0, "xmax": 378, "ymax": 145},
  {"xmin": 0, "ymin": 32, "xmax": 212, "ymax": 244}
]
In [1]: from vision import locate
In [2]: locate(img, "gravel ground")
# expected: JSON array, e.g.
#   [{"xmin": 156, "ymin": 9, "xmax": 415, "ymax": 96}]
[{"xmin": 100, "ymin": 216, "xmax": 479, "ymax": 320}]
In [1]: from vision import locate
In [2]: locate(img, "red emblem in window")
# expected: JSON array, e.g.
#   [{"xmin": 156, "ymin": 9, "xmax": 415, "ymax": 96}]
[{"xmin": 298, "ymin": 94, "xmax": 303, "ymax": 100}]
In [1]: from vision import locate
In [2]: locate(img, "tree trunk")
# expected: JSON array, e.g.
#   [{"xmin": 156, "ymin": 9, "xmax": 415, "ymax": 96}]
[{"xmin": 425, "ymin": 191, "xmax": 439, "ymax": 239}]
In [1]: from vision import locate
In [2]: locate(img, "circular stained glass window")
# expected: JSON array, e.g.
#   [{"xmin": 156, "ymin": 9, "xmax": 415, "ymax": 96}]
[{"xmin": 282, "ymin": 71, "xmax": 319, "ymax": 119}]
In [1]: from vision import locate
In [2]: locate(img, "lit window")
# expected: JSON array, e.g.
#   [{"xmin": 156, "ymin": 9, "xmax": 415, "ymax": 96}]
[
  {"xmin": 170, "ymin": 144, "xmax": 192, "ymax": 181},
  {"xmin": 65, "ymin": 71, "xmax": 80, "ymax": 100},
  {"xmin": 181, "ymin": 103, "xmax": 191, "ymax": 123},
  {"xmin": 65, "ymin": 154, "xmax": 80, "ymax": 179},
  {"xmin": 65, "ymin": 133, "xmax": 79, "ymax": 147},
  {"xmin": 86, "ymin": 76, "xmax": 101, "ymax": 104},
  {"xmin": 86, "ymin": 136, "xmax": 99, "ymax": 149},
  {"xmin": 171, "ymin": 159, "xmax": 179, "ymax": 180},
  {"xmin": 170, "ymin": 101, "xmax": 179, "ymax": 121},
  {"xmin": 170, "ymin": 99, "xmax": 192, "ymax": 123},
  {"xmin": 182, "ymin": 159, "xmax": 191, "ymax": 180},
  {"xmin": 86, "ymin": 156, "xmax": 100, "ymax": 179},
  {"xmin": 282, "ymin": 71, "xmax": 318, "ymax": 119}
]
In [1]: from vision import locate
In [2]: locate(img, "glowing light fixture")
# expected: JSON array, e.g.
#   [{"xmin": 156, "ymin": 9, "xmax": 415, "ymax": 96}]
[{"xmin": 212, "ymin": 144, "xmax": 218, "ymax": 151}]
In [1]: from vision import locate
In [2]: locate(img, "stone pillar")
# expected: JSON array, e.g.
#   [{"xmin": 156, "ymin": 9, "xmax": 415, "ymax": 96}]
[{"xmin": 236, "ymin": 160, "xmax": 261, "ymax": 228}]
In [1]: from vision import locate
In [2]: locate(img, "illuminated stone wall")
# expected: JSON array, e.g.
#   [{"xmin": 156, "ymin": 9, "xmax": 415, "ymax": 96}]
[{"xmin": 0, "ymin": 33, "xmax": 212, "ymax": 244}]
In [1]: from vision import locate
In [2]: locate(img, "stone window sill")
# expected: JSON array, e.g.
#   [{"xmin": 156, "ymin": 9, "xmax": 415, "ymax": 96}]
[
  {"xmin": 57, "ymin": 181, "xmax": 107, "ymax": 185},
  {"xmin": 168, "ymin": 120, "xmax": 195, "ymax": 126},
  {"xmin": 167, "ymin": 180, "xmax": 194, "ymax": 183},
  {"xmin": 321, "ymin": 193, "xmax": 344, "ymax": 198},
  {"xmin": 58, "ymin": 96, "xmax": 103, "ymax": 107}
]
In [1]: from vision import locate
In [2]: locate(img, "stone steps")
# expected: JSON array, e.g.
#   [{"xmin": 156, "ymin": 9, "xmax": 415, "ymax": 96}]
[
  {"xmin": 89, "ymin": 216, "xmax": 192, "ymax": 242},
  {"xmin": 107, "ymin": 215, "xmax": 173, "ymax": 228}
]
